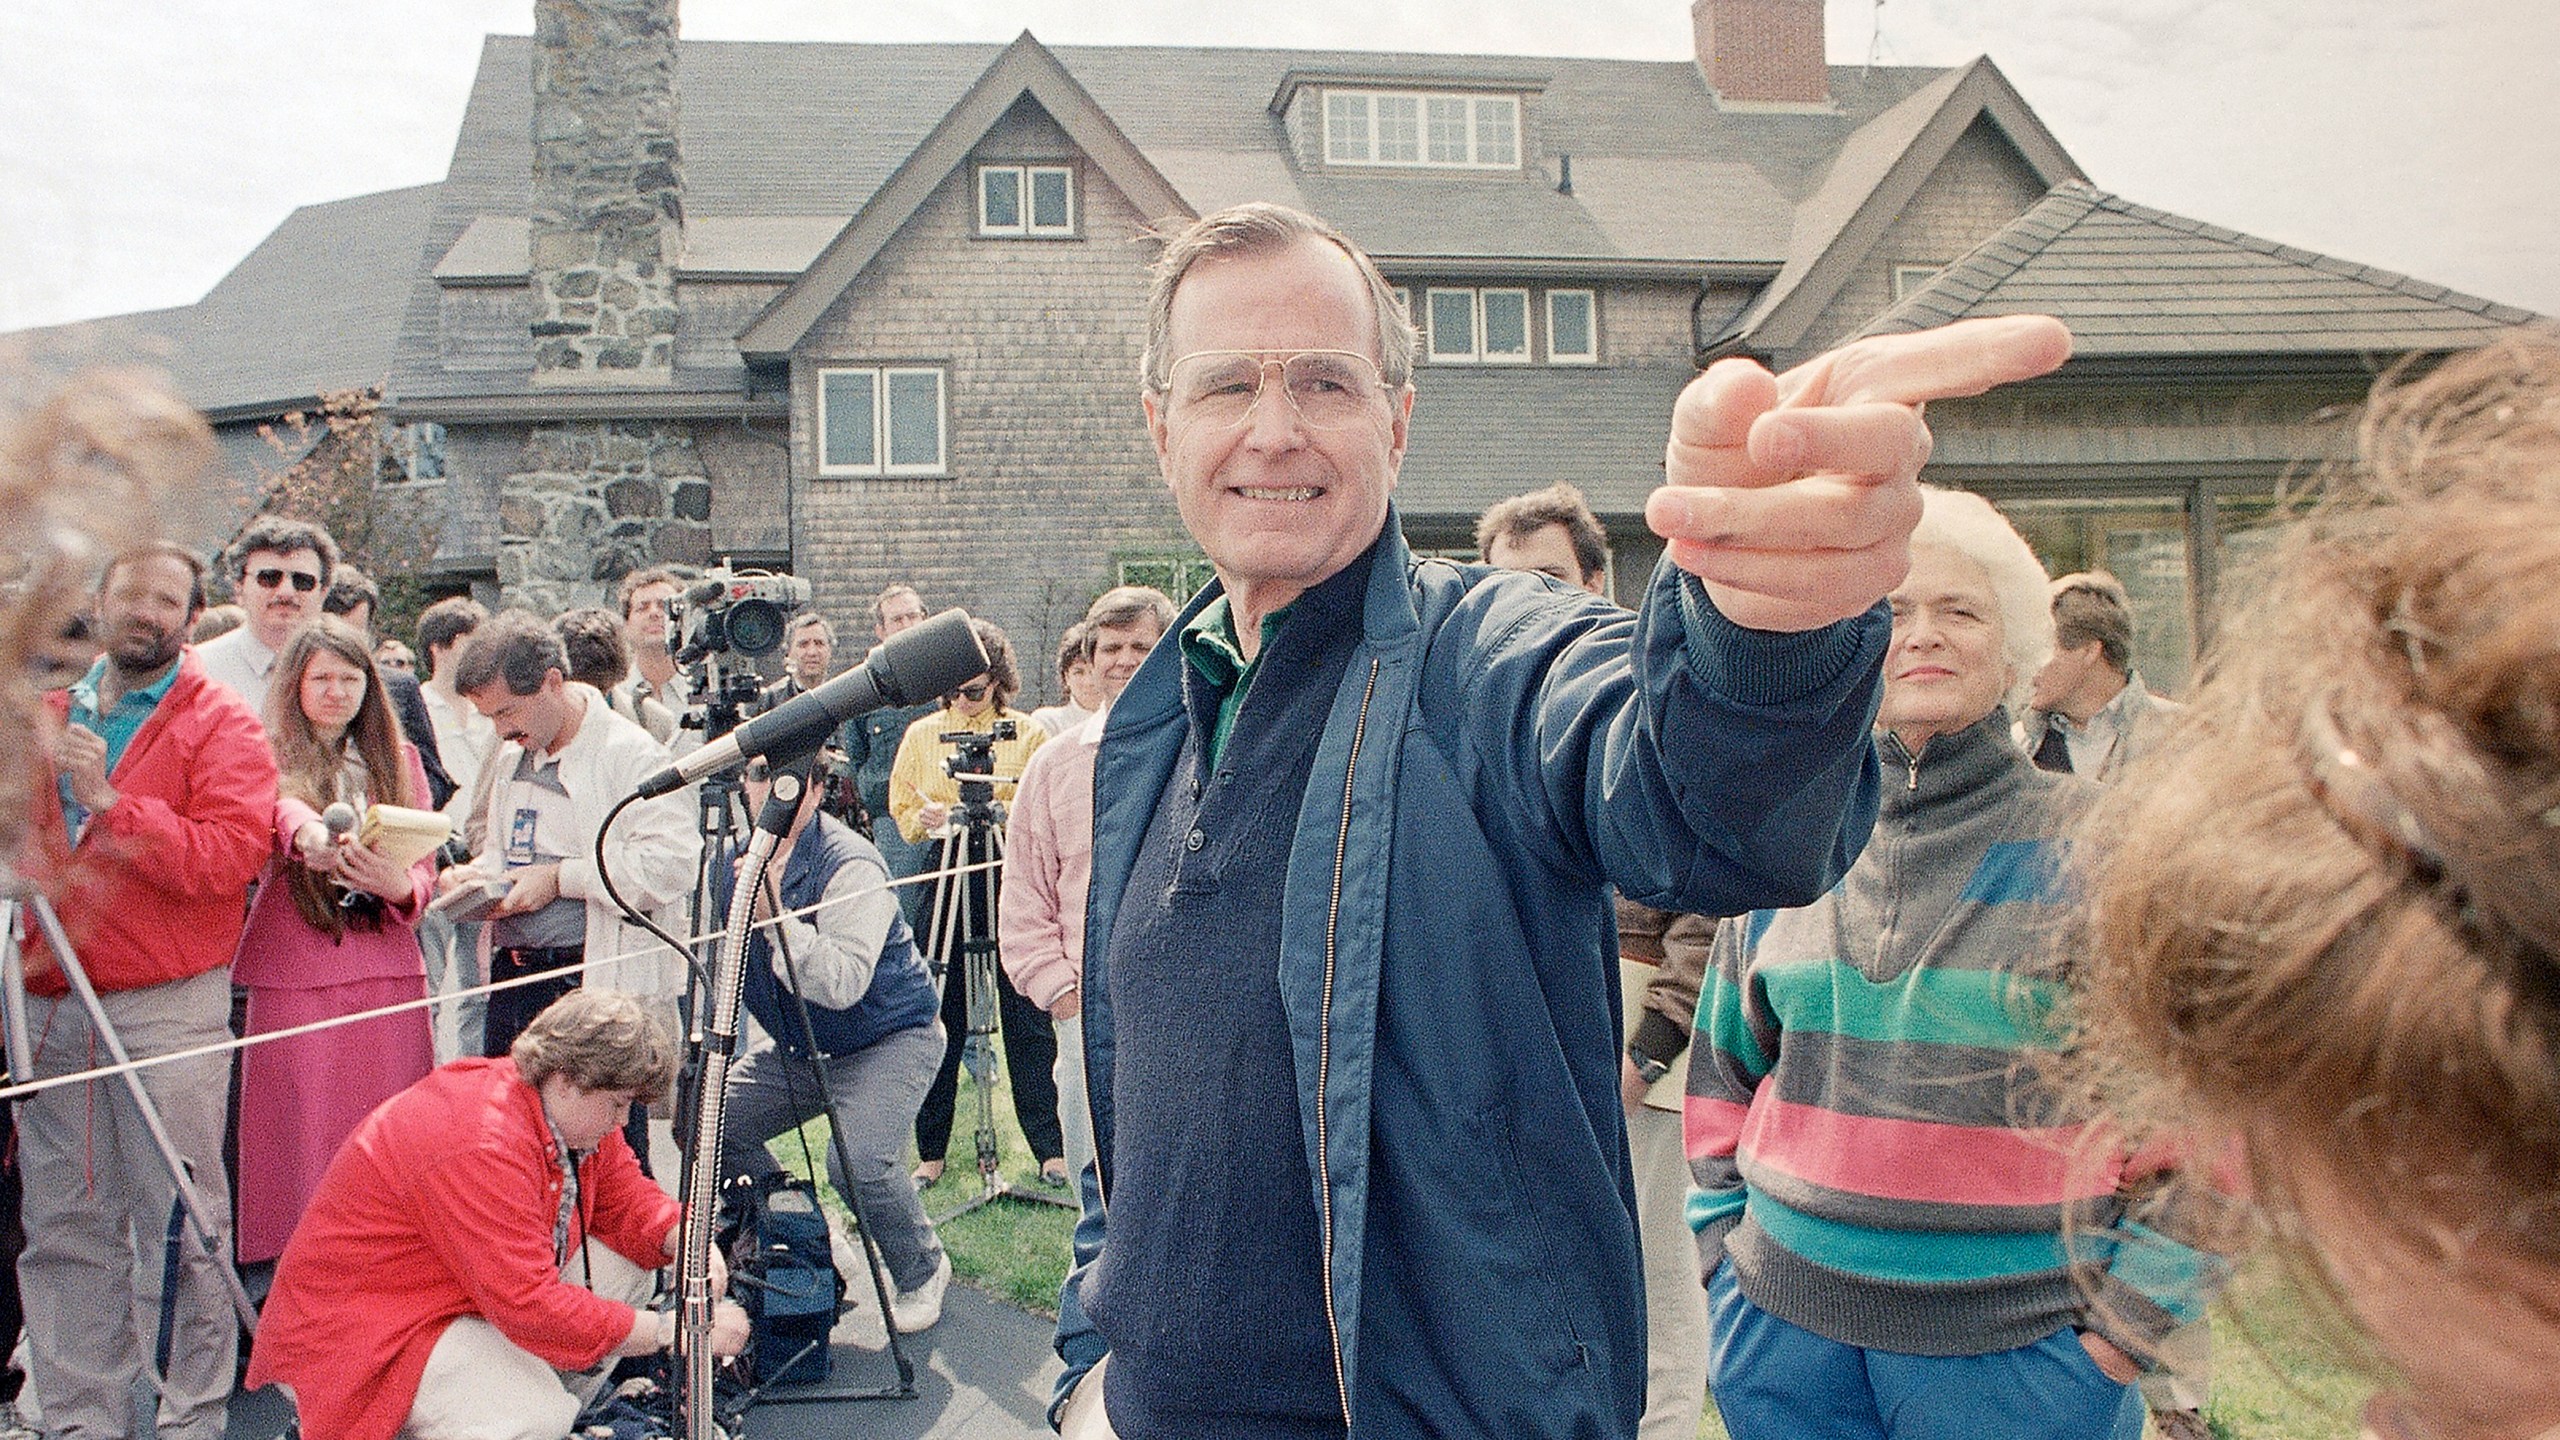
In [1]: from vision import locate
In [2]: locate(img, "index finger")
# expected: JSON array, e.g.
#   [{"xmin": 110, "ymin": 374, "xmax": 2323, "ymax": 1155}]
[{"xmin": 1777, "ymin": 314, "xmax": 2072, "ymax": 410}]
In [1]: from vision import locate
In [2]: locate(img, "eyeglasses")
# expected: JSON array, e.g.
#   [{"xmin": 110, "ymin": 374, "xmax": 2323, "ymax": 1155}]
[
  {"xmin": 1162, "ymin": 349, "xmax": 1388, "ymax": 432},
  {"xmin": 251, "ymin": 567, "xmax": 322, "ymax": 593},
  {"xmin": 953, "ymin": 681, "xmax": 993, "ymax": 701}
]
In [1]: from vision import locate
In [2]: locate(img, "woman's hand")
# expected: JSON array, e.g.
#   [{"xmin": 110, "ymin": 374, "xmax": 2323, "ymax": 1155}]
[{"xmin": 335, "ymin": 840, "xmax": 413, "ymax": 901}]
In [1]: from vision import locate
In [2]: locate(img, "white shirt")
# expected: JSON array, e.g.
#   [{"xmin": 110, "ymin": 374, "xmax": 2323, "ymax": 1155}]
[
  {"xmin": 193, "ymin": 626, "xmax": 280, "ymax": 715},
  {"xmin": 421, "ymin": 683, "xmax": 498, "ymax": 826}
]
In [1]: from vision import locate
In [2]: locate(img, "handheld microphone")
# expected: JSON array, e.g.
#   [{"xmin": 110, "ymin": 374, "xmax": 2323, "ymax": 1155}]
[
  {"xmin": 634, "ymin": 608, "xmax": 987, "ymax": 799},
  {"xmin": 321, "ymin": 802, "xmax": 359, "ymax": 842}
]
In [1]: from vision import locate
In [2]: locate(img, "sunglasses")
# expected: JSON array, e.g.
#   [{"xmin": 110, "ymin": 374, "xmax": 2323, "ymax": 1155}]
[
  {"xmin": 954, "ymin": 681, "xmax": 993, "ymax": 701},
  {"xmin": 251, "ymin": 567, "xmax": 323, "ymax": 593}
]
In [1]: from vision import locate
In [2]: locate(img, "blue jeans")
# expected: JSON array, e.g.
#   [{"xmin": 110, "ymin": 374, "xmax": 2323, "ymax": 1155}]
[{"xmin": 1706, "ymin": 1261, "xmax": 2143, "ymax": 1440}]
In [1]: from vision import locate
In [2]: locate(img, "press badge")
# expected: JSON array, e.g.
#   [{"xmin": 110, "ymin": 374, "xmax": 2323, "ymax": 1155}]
[{"xmin": 507, "ymin": 806, "xmax": 540, "ymax": 866}]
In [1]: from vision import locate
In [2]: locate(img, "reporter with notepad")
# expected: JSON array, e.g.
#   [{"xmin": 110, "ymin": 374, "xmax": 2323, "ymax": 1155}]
[{"xmin": 233, "ymin": 618, "xmax": 441, "ymax": 1264}]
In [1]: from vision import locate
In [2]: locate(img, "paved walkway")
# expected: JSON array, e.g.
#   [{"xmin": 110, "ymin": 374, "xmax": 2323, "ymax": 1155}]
[{"xmin": 221, "ymin": 1283, "xmax": 1062, "ymax": 1440}]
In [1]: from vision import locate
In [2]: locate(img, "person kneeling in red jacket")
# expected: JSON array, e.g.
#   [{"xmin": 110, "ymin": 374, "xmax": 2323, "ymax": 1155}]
[{"xmin": 247, "ymin": 990, "xmax": 748, "ymax": 1440}]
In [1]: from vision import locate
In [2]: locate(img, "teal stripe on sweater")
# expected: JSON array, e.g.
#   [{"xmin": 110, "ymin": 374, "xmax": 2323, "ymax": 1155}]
[
  {"xmin": 1687, "ymin": 1184, "xmax": 1747, "ymax": 1235},
  {"xmin": 1757, "ymin": 958, "xmax": 2062, "ymax": 1052},
  {"xmin": 1746, "ymin": 1191, "xmax": 2076, "ymax": 1285}
]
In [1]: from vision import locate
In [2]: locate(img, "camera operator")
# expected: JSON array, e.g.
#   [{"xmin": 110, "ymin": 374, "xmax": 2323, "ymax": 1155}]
[
  {"xmin": 611, "ymin": 568, "xmax": 695, "ymax": 751},
  {"xmin": 716, "ymin": 753, "xmax": 953, "ymax": 1329},
  {"xmin": 884, "ymin": 619, "xmax": 1059, "ymax": 1189},
  {"xmin": 246, "ymin": 991, "xmax": 748, "ymax": 1440},
  {"xmin": 839, "ymin": 585, "xmax": 939, "ymax": 923}
]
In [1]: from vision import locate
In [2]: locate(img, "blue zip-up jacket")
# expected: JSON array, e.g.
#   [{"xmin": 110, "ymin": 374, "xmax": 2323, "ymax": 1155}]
[{"xmin": 1057, "ymin": 512, "xmax": 1890, "ymax": 1437}]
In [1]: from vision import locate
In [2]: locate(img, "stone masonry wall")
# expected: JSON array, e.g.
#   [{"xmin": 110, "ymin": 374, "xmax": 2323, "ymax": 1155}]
[
  {"xmin": 528, "ymin": 0, "xmax": 682, "ymax": 383},
  {"xmin": 790, "ymin": 100, "xmax": 1183, "ymax": 704},
  {"xmin": 496, "ymin": 420, "xmax": 712, "ymax": 616}
]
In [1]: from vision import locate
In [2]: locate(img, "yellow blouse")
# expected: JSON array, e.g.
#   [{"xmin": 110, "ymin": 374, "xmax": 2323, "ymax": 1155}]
[{"xmin": 886, "ymin": 705, "xmax": 1048, "ymax": 843}]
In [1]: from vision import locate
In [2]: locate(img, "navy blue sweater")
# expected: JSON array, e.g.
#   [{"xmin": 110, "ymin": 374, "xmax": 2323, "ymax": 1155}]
[{"xmin": 1085, "ymin": 555, "xmax": 1368, "ymax": 1438}]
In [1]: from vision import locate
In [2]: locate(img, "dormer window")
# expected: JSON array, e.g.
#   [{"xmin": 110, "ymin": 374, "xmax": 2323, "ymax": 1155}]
[
  {"xmin": 978, "ymin": 165, "xmax": 1075, "ymax": 237},
  {"xmin": 1324, "ymin": 91, "xmax": 1519, "ymax": 169}
]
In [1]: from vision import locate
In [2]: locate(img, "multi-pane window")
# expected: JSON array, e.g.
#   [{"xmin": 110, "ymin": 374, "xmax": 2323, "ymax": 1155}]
[
  {"xmin": 978, "ymin": 165, "xmax": 1075, "ymax": 237},
  {"xmin": 1325, "ymin": 91, "xmax": 1519, "ymax": 169},
  {"xmin": 1425, "ymin": 287, "xmax": 1537, "ymax": 364},
  {"xmin": 817, "ymin": 366, "xmax": 946, "ymax": 476},
  {"xmin": 1546, "ymin": 290, "xmax": 1596, "ymax": 363}
]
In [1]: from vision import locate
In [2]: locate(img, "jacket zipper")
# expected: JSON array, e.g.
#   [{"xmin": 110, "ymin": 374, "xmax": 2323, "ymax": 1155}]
[{"xmin": 1317, "ymin": 657, "xmax": 1380, "ymax": 1430}]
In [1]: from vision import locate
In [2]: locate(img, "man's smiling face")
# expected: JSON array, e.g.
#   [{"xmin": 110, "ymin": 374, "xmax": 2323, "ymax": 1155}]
[{"xmin": 1144, "ymin": 237, "xmax": 1412, "ymax": 622}]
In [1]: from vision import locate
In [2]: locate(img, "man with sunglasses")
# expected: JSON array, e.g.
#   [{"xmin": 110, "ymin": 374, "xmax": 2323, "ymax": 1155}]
[
  {"xmin": 195, "ymin": 516, "xmax": 340, "ymax": 713},
  {"xmin": 1047, "ymin": 203, "xmax": 2075, "ymax": 1440}
]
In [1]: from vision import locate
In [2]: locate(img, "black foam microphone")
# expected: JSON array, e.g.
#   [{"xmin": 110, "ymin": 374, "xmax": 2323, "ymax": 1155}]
[{"xmin": 633, "ymin": 607, "xmax": 987, "ymax": 798}]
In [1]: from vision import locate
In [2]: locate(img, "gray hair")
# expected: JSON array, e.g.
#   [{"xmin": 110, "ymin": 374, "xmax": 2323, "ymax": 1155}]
[
  {"xmin": 1084, "ymin": 584, "xmax": 1178, "ymax": 635},
  {"xmin": 1140, "ymin": 203, "xmax": 1419, "ymax": 394},
  {"xmin": 1908, "ymin": 486, "xmax": 2054, "ymax": 713}
]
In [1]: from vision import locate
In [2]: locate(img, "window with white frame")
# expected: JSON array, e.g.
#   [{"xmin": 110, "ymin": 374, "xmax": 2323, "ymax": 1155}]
[
  {"xmin": 1546, "ymin": 289, "xmax": 1596, "ymax": 363},
  {"xmin": 817, "ymin": 366, "xmax": 946, "ymax": 476},
  {"xmin": 1325, "ymin": 90, "xmax": 1519, "ymax": 169},
  {"xmin": 1426, "ymin": 287, "xmax": 1533, "ymax": 363},
  {"xmin": 977, "ymin": 165, "xmax": 1075, "ymax": 237}
]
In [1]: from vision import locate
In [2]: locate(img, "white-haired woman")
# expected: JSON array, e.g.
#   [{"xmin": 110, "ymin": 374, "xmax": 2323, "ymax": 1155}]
[{"xmin": 1685, "ymin": 486, "xmax": 2222, "ymax": 1440}]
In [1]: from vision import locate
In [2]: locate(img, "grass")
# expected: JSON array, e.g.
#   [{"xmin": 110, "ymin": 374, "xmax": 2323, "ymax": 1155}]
[
  {"xmin": 765, "ymin": 1043, "xmax": 1076, "ymax": 1317},
  {"xmin": 770, "ymin": 1068, "xmax": 2375, "ymax": 1440}
]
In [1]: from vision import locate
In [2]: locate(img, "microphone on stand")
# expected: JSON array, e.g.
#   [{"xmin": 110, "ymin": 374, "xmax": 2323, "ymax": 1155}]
[{"xmin": 635, "ymin": 608, "xmax": 987, "ymax": 799}]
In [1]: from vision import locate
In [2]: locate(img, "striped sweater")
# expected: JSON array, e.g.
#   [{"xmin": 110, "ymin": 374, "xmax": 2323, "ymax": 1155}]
[{"xmin": 1684, "ymin": 711, "xmax": 2216, "ymax": 1361}]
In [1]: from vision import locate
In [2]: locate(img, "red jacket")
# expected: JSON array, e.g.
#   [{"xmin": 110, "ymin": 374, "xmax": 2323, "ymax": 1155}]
[
  {"xmin": 21, "ymin": 650, "xmax": 277, "ymax": 994},
  {"xmin": 246, "ymin": 1058, "xmax": 682, "ymax": 1440}
]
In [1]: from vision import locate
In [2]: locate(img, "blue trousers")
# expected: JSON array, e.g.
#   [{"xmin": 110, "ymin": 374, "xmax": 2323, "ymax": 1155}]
[{"xmin": 1706, "ymin": 1262, "xmax": 2144, "ymax": 1440}]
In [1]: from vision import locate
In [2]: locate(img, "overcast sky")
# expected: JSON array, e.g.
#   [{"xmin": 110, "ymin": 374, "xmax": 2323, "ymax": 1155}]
[{"xmin": 3, "ymin": 0, "xmax": 2552, "ymax": 334}]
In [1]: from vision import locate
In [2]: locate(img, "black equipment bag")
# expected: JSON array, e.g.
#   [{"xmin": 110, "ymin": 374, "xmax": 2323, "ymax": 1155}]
[{"xmin": 725, "ymin": 1171, "xmax": 841, "ymax": 1387}]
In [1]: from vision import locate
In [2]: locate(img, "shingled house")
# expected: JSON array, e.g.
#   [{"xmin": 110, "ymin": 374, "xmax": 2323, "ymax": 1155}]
[{"xmin": 18, "ymin": 0, "xmax": 2544, "ymax": 694}]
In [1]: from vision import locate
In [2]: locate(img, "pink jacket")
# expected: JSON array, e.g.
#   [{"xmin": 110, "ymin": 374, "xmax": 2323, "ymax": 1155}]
[
  {"xmin": 997, "ymin": 709, "xmax": 1100, "ymax": 1010},
  {"xmin": 230, "ymin": 743, "xmax": 438, "ymax": 990}
]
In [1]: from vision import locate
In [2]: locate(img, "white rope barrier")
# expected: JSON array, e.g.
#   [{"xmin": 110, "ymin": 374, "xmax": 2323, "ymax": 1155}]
[{"xmin": 0, "ymin": 845, "xmax": 1003, "ymax": 1103}]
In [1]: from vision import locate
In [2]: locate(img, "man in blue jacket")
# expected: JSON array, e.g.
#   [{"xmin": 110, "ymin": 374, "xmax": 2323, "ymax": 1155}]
[{"xmin": 1050, "ymin": 201, "xmax": 2073, "ymax": 1440}]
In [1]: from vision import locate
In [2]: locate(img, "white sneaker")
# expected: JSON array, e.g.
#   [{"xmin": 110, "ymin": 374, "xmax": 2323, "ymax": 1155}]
[{"xmin": 887, "ymin": 1253, "xmax": 952, "ymax": 1333}]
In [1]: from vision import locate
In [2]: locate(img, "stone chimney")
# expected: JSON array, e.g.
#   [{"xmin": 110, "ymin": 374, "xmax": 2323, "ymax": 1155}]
[
  {"xmin": 501, "ymin": 0, "xmax": 710, "ymax": 615},
  {"xmin": 1691, "ymin": 0, "xmax": 1831, "ymax": 110},
  {"xmin": 529, "ymin": 0, "xmax": 682, "ymax": 384}
]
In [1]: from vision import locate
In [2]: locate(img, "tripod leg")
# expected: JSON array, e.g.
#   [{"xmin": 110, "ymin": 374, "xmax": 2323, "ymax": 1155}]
[{"xmin": 21, "ymin": 898, "xmax": 257, "ymax": 1332}]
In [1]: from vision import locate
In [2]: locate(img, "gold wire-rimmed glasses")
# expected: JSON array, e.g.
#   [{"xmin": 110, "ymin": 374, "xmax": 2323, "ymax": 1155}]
[{"xmin": 1162, "ymin": 349, "xmax": 1389, "ymax": 431}]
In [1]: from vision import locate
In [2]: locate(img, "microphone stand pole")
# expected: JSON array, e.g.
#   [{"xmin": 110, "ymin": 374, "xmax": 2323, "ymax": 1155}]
[{"xmin": 676, "ymin": 752, "xmax": 812, "ymax": 1440}]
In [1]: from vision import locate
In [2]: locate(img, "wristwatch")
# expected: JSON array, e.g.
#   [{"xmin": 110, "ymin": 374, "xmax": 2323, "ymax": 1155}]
[{"xmin": 1626, "ymin": 1043, "xmax": 1671, "ymax": 1087}]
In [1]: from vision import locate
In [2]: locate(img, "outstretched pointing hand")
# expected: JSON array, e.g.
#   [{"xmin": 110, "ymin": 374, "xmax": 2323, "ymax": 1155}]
[{"xmin": 1649, "ymin": 315, "xmax": 2072, "ymax": 633}]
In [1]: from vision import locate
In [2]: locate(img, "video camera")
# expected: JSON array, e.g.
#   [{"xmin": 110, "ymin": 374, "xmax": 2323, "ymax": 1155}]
[
  {"xmin": 940, "ymin": 719, "xmax": 1017, "ymax": 829},
  {"xmin": 669, "ymin": 567, "xmax": 810, "ymax": 667}
]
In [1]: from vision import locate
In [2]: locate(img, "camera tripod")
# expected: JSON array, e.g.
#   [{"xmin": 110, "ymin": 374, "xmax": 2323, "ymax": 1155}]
[
  {"xmin": 0, "ymin": 866, "xmax": 261, "ymax": 1337},
  {"xmin": 927, "ymin": 750, "xmax": 1074, "ymax": 1221}
]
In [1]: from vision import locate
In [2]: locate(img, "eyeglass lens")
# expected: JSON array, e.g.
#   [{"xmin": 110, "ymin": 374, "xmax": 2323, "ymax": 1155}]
[
  {"xmin": 1168, "ymin": 351, "xmax": 1380, "ymax": 430},
  {"xmin": 254, "ymin": 568, "xmax": 322, "ymax": 593}
]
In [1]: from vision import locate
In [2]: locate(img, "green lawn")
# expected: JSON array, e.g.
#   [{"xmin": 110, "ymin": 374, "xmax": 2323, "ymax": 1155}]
[{"xmin": 770, "ymin": 1067, "xmax": 2374, "ymax": 1440}]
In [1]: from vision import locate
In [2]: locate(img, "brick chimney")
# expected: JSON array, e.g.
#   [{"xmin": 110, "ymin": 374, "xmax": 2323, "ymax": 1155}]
[
  {"xmin": 528, "ymin": 0, "xmax": 683, "ymax": 384},
  {"xmin": 1692, "ymin": 0, "xmax": 1831, "ymax": 110}
]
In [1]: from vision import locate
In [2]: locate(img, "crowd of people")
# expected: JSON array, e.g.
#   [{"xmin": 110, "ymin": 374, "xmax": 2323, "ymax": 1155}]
[{"xmin": 0, "ymin": 202, "xmax": 2554, "ymax": 1440}]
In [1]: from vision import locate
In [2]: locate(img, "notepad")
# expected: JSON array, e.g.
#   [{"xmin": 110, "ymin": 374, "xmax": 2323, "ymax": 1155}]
[{"xmin": 357, "ymin": 803, "xmax": 454, "ymax": 870}]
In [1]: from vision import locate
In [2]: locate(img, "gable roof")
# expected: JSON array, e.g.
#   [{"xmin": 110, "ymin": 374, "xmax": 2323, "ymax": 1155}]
[
  {"xmin": 1711, "ymin": 57, "xmax": 2082, "ymax": 354},
  {"xmin": 1861, "ymin": 181, "xmax": 2548, "ymax": 359},
  {"xmin": 387, "ymin": 34, "xmax": 1987, "ymax": 406},
  {"xmin": 7, "ymin": 185, "xmax": 434, "ymax": 423},
  {"xmin": 736, "ymin": 32, "xmax": 1187, "ymax": 358}
]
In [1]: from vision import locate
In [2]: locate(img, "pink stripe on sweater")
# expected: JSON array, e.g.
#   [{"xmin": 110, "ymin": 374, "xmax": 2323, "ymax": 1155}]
[
  {"xmin": 1685, "ymin": 1097, "xmax": 1750, "ymax": 1160},
  {"xmin": 1741, "ymin": 1098, "xmax": 2119, "ymax": 1208}
]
